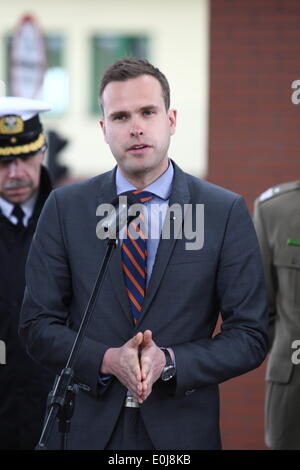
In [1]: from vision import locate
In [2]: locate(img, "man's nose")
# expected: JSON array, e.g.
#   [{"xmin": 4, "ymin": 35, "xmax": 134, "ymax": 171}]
[
  {"xmin": 8, "ymin": 159, "xmax": 23, "ymax": 178},
  {"xmin": 130, "ymin": 120, "xmax": 144, "ymax": 137}
]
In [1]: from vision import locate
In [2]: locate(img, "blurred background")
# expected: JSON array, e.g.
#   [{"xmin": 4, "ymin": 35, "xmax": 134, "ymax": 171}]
[
  {"xmin": 1, "ymin": 0, "xmax": 300, "ymax": 450},
  {"xmin": 0, "ymin": 0, "xmax": 208, "ymax": 181}
]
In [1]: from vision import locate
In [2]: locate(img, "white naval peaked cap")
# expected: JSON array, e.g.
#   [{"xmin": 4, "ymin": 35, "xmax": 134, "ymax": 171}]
[
  {"xmin": 0, "ymin": 96, "xmax": 51, "ymax": 120},
  {"xmin": 0, "ymin": 96, "xmax": 51, "ymax": 160}
]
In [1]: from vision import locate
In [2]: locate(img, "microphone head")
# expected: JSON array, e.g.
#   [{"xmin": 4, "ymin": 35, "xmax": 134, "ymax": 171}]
[{"xmin": 98, "ymin": 192, "xmax": 142, "ymax": 240}]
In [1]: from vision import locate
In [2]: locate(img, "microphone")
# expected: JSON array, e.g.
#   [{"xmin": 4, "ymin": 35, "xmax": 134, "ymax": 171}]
[{"xmin": 96, "ymin": 192, "xmax": 142, "ymax": 240}]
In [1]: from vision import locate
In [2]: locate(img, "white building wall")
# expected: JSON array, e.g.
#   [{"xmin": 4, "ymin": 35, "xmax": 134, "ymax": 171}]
[{"xmin": 0, "ymin": 0, "xmax": 209, "ymax": 179}]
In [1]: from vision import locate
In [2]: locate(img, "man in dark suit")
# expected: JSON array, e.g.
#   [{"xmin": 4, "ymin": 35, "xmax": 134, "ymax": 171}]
[{"xmin": 19, "ymin": 58, "xmax": 268, "ymax": 450}]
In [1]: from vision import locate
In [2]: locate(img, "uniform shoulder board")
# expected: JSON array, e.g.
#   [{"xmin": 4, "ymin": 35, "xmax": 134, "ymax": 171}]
[{"xmin": 258, "ymin": 181, "xmax": 300, "ymax": 203}]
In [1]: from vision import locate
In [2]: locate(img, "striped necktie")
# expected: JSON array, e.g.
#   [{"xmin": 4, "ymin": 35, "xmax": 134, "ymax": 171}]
[{"xmin": 121, "ymin": 190, "xmax": 153, "ymax": 324}]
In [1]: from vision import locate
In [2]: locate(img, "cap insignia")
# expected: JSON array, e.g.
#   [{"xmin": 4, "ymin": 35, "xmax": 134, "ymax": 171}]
[{"xmin": 0, "ymin": 115, "xmax": 24, "ymax": 134}]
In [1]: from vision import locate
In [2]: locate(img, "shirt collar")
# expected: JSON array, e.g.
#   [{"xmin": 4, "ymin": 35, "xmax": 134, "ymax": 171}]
[
  {"xmin": 0, "ymin": 191, "xmax": 38, "ymax": 221},
  {"xmin": 116, "ymin": 159, "xmax": 174, "ymax": 200}
]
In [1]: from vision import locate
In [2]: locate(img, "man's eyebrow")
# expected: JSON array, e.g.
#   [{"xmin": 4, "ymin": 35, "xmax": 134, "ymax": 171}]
[
  {"xmin": 108, "ymin": 110, "xmax": 129, "ymax": 119},
  {"xmin": 140, "ymin": 105, "xmax": 159, "ymax": 111},
  {"xmin": 109, "ymin": 105, "xmax": 160, "ymax": 119}
]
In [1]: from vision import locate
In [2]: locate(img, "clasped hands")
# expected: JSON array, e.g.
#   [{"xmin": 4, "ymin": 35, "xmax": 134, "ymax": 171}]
[{"xmin": 100, "ymin": 330, "xmax": 166, "ymax": 403}]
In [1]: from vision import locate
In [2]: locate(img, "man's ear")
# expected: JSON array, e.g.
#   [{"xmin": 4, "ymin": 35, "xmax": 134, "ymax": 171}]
[
  {"xmin": 168, "ymin": 108, "xmax": 177, "ymax": 136},
  {"xmin": 99, "ymin": 119, "xmax": 107, "ymax": 142},
  {"xmin": 39, "ymin": 150, "xmax": 46, "ymax": 163}
]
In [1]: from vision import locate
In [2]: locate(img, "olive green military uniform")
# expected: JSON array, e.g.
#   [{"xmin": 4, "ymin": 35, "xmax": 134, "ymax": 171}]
[{"xmin": 254, "ymin": 181, "xmax": 300, "ymax": 450}]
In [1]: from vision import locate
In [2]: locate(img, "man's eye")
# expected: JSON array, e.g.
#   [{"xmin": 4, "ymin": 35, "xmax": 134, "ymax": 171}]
[
  {"xmin": 114, "ymin": 115, "xmax": 126, "ymax": 121},
  {"xmin": 143, "ymin": 110, "xmax": 154, "ymax": 116}
]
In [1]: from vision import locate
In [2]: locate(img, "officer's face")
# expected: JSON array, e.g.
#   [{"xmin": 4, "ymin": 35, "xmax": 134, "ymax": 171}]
[
  {"xmin": 100, "ymin": 74, "xmax": 176, "ymax": 186},
  {"xmin": 0, "ymin": 151, "xmax": 44, "ymax": 204}
]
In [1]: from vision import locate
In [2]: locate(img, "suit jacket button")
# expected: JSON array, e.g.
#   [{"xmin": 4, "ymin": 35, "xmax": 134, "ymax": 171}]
[{"xmin": 185, "ymin": 389, "xmax": 195, "ymax": 396}]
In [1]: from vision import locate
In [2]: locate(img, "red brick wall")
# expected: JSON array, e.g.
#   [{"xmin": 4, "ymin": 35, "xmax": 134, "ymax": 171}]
[
  {"xmin": 209, "ymin": 0, "xmax": 300, "ymax": 449},
  {"xmin": 208, "ymin": 0, "xmax": 300, "ymax": 212}
]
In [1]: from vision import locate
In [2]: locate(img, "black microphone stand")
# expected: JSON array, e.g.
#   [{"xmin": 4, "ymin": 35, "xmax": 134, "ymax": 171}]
[{"xmin": 36, "ymin": 237, "xmax": 117, "ymax": 450}]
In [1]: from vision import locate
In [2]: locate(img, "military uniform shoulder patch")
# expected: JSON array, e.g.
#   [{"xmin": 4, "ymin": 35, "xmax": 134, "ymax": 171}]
[{"xmin": 258, "ymin": 181, "xmax": 300, "ymax": 203}]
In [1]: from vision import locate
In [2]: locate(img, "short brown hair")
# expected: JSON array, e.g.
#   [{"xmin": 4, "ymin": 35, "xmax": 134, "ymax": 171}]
[{"xmin": 99, "ymin": 57, "xmax": 170, "ymax": 113}]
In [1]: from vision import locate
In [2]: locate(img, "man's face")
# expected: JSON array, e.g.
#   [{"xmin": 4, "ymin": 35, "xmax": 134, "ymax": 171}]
[
  {"xmin": 100, "ymin": 74, "xmax": 176, "ymax": 183},
  {"xmin": 0, "ymin": 151, "xmax": 44, "ymax": 204}
]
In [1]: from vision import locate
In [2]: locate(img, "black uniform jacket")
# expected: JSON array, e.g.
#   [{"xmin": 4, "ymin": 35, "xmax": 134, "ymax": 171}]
[{"xmin": 0, "ymin": 166, "xmax": 54, "ymax": 449}]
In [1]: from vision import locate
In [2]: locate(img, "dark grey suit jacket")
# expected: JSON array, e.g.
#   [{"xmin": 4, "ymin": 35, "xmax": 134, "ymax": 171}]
[{"xmin": 19, "ymin": 161, "xmax": 268, "ymax": 450}]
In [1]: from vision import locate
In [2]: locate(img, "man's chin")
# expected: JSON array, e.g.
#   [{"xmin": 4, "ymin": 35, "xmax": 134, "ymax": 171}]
[
  {"xmin": 126, "ymin": 158, "xmax": 153, "ymax": 174},
  {"xmin": 1, "ymin": 188, "xmax": 33, "ymax": 204}
]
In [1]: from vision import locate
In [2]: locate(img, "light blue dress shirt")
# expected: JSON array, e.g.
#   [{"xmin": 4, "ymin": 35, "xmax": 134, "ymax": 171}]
[{"xmin": 116, "ymin": 160, "xmax": 174, "ymax": 284}]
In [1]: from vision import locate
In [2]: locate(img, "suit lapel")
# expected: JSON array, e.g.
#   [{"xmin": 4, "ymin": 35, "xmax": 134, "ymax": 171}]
[
  {"xmin": 137, "ymin": 162, "xmax": 191, "ymax": 326},
  {"xmin": 96, "ymin": 167, "xmax": 132, "ymax": 323},
  {"xmin": 108, "ymin": 242, "xmax": 132, "ymax": 323}
]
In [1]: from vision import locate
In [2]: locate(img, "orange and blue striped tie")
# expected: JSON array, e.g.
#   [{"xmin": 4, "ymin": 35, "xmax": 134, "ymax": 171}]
[{"xmin": 121, "ymin": 190, "xmax": 153, "ymax": 324}]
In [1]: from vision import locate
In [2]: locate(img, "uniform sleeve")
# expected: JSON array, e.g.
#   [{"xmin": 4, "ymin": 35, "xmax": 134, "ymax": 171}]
[{"xmin": 253, "ymin": 198, "xmax": 276, "ymax": 349}]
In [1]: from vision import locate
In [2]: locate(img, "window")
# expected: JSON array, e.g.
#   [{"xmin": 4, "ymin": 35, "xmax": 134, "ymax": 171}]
[{"xmin": 90, "ymin": 35, "xmax": 149, "ymax": 114}]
